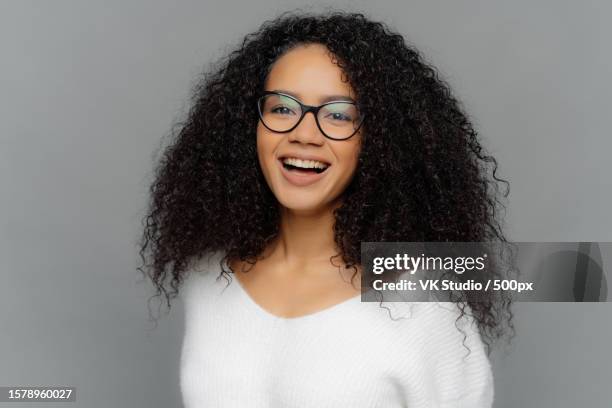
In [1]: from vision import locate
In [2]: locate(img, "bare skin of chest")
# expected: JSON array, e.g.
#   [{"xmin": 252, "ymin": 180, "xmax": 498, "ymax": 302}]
[{"xmin": 229, "ymin": 257, "xmax": 362, "ymax": 318}]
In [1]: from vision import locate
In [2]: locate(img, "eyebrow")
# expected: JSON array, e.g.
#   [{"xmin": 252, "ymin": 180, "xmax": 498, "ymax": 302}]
[{"xmin": 269, "ymin": 89, "xmax": 356, "ymax": 103}]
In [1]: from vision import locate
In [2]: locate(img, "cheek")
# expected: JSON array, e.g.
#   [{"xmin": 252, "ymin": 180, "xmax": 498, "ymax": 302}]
[
  {"xmin": 256, "ymin": 126, "xmax": 277, "ymax": 176},
  {"xmin": 339, "ymin": 143, "xmax": 361, "ymax": 177},
  {"xmin": 256, "ymin": 126, "xmax": 270, "ymax": 160},
  {"xmin": 256, "ymin": 124, "xmax": 264, "ymax": 153}
]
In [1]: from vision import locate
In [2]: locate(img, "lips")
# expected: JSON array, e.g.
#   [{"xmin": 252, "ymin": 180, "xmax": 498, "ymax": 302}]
[
  {"xmin": 277, "ymin": 157, "xmax": 330, "ymax": 187},
  {"xmin": 278, "ymin": 153, "xmax": 331, "ymax": 166}
]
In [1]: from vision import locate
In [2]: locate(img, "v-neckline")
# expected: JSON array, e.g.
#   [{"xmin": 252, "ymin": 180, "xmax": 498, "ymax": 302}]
[{"xmin": 230, "ymin": 270, "xmax": 363, "ymax": 322}]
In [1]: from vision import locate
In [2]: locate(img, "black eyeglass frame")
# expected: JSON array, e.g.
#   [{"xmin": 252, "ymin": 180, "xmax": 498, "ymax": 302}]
[{"xmin": 256, "ymin": 91, "xmax": 365, "ymax": 141}]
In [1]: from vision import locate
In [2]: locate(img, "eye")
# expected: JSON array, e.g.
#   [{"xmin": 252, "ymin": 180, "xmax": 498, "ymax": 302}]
[
  {"xmin": 323, "ymin": 111, "xmax": 353, "ymax": 122},
  {"xmin": 327, "ymin": 112, "xmax": 352, "ymax": 121},
  {"xmin": 321, "ymin": 103, "xmax": 357, "ymax": 123},
  {"xmin": 270, "ymin": 105, "xmax": 296, "ymax": 115}
]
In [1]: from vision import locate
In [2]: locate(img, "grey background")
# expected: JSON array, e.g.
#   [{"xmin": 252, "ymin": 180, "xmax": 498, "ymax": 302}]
[{"xmin": 1, "ymin": 0, "xmax": 610, "ymax": 407}]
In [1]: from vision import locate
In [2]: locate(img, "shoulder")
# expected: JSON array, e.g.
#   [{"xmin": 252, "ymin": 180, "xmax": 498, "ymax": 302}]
[
  {"xmin": 180, "ymin": 250, "xmax": 228, "ymax": 303},
  {"xmin": 419, "ymin": 302, "xmax": 484, "ymax": 345},
  {"xmin": 389, "ymin": 302, "xmax": 494, "ymax": 407}
]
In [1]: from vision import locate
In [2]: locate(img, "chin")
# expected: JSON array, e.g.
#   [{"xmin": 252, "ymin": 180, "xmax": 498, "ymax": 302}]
[{"xmin": 275, "ymin": 193, "xmax": 330, "ymax": 213}]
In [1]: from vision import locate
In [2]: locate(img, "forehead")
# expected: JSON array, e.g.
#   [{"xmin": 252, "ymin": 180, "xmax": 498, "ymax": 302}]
[{"xmin": 264, "ymin": 43, "xmax": 356, "ymax": 104}]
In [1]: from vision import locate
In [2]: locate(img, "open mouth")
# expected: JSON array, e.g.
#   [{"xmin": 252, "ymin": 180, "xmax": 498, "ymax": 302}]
[{"xmin": 279, "ymin": 157, "xmax": 330, "ymax": 175}]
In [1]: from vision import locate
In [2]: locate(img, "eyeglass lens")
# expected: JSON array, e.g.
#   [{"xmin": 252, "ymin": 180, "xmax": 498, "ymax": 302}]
[{"xmin": 258, "ymin": 94, "xmax": 362, "ymax": 139}]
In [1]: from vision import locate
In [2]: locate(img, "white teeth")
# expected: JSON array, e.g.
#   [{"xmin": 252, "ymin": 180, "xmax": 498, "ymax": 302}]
[{"xmin": 282, "ymin": 157, "xmax": 329, "ymax": 170}]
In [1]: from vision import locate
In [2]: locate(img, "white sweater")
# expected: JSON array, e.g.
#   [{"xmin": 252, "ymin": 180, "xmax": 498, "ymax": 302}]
[{"xmin": 180, "ymin": 252, "xmax": 494, "ymax": 408}]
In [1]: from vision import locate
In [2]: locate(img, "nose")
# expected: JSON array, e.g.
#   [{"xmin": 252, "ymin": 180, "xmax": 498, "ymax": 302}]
[{"xmin": 287, "ymin": 111, "xmax": 325, "ymax": 145}]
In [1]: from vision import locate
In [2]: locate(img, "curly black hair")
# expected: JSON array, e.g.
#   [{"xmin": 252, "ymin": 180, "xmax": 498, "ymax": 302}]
[{"xmin": 138, "ymin": 9, "xmax": 514, "ymax": 352}]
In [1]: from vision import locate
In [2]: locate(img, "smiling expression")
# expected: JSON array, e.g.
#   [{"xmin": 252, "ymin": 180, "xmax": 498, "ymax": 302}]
[{"xmin": 256, "ymin": 43, "xmax": 363, "ymax": 214}]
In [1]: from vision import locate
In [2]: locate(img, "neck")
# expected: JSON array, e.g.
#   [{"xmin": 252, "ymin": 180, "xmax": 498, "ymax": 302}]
[{"xmin": 270, "ymin": 201, "xmax": 341, "ymax": 266}]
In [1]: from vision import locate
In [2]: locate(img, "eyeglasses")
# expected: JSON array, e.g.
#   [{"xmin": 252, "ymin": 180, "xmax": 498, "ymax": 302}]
[{"xmin": 256, "ymin": 91, "xmax": 365, "ymax": 141}]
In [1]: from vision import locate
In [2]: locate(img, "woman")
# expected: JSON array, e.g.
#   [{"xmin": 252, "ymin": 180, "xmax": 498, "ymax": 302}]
[{"xmin": 138, "ymin": 10, "xmax": 512, "ymax": 407}]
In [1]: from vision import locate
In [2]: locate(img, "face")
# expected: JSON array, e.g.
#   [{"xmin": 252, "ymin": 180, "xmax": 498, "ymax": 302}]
[{"xmin": 257, "ymin": 43, "xmax": 363, "ymax": 215}]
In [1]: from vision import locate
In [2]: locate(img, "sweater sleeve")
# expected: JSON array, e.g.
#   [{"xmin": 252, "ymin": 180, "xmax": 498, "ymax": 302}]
[{"xmin": 417, "ymin": 302, "xmax": 495, "ymax": 408}]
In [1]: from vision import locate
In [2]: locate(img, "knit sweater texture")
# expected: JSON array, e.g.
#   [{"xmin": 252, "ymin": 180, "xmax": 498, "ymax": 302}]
[{"xmin": 180, "ymin": 252, "xmax": 494, "ymax": 407}]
